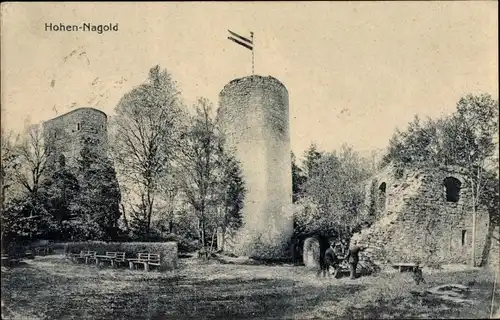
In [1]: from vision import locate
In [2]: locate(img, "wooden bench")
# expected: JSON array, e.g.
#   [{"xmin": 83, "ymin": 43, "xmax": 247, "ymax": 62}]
[
  {"xmin": 95, "ymin": 252, "xmax": 126, "ymax": 268},
  {"xmin": 24, "ymin": 250, "xmax": 35, "ymax": 259},
  {"xmin": 67, "ymin": 251, "xmax": 82, "ymax": 262},
  {"xmin": 127, "ymin": 253, "xmax": 161, "ymax": 271},
  {"xmin": 1, "ymin": 254, "xmax": 11, "ymax": 266},
  {"xmin": 34, "ymin": 247, "xmax": 52, "ymax": 256},
  {"xmin": 392, "ymin": 263, "xmax": 417, "ymax": 272},
  {"xmin": 70, "ymin": 251, "xmax": 97, "ymax": 264},
  {"xmin": 1, "ymin": 254, "xmax": 21, "ymax": 267}
]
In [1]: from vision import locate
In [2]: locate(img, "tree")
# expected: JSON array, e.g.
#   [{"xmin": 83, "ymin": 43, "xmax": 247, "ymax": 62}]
[
  {"xmin": 1, "ymin": 196, "xmax": 52, "ymax": 248},
  {"xmin": 39, "ymin": 155, "xmax": 80, "ymax": 240},
  {"xmin": 302, "ymin": 143, "xmax": 323, "ymax": 179},
  {"xmin": 381, "ymin": 115, "xmax": 440, "ymax": 167},
  {"xmin": 1, "ymin": 125, "xmax": 56, "ymax": 245},
  {"xmin": 12, "ymin": 124, "xmax": 53, "ymax": 197},
  {"xmin": 155, "ymin": 169, "xmax": 182, "ymax": 235},
  {"xmin": 291, "ymin": 151, "xmax": 306, "ymax": 203},
  {"xmin": 176, "ymin": 98, "xmax": 224, "ymax": 247},
  {"xmin": 479, "ymin": 169, "xmax": 499, "ymax": 266},
  {"xmin": 70, "ymin": 144, "xmax": 121, "ymax": 241},
  {"xmin": 295, "ymin": 144, "xmax": 371, "ymax": 242},
  {"xmin": 441, "ymin": 94, "xmax": 498, "ymax": 266},
  {"xmin": 382, "ymin": 94, "xmax": 498, "ymax": 172},
  {"xmin": 214, "ymin": 152, "xmax": 246, "ymax": 251},
  {"xmin": 1, "ymin": 129, "xmax": 19, "ymax": 210},
  {"xmin": 112, "ymin": 65, "xmax": 185, "ymax": 240}
]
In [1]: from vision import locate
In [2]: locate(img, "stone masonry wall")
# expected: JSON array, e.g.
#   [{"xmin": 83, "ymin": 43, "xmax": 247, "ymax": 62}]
[
  {"xmin": 217, "ymin": 75, "xmax": 293, "ymax": 259},
  {"xmin": 43, "ymin": 107, "xmax": 108, "ymax": 169},
  {"xmin": 352, "ymin": 164, "xmax": 493, "ymax": 267}
]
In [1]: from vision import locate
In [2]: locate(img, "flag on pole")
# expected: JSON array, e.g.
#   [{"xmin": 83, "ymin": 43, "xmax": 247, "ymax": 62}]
[{"xmin": 228, "ymin": 29, "xmax": 253, "ymax": 51}]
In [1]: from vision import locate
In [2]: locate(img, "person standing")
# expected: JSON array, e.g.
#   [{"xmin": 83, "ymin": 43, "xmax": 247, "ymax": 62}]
[
  {"xmin": 331, "ymin": 240, "xmax": 346, "ymax": 278},
  {"xmin": 347, "ymin": 240, "xmax": 366, "ymax": 279},
  {"xmin": 318, "ymin": 240, "xmax": 337, "ymax": 277},
  {"xmin": 412, "ymin": 261, "xmax": 425, "ymax": 285}
]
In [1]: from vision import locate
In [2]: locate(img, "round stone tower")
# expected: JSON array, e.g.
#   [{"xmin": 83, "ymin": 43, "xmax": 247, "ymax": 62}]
[
  {"xmin": 43, "ymin": 107, "xmax": 108, "ymax": 169},
  {"xmin": 217, "ymin": 75, "xmax": 293, "ymax": 259}
]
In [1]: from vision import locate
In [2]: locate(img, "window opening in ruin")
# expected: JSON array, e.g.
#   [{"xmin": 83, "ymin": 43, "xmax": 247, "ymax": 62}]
[
  {"xmin": 379, "ymin": 182, "xmax": 386, "ymax": 193},
  {"xmin": 77, "ymin": 123, "xmax": 81, "ymax": 131},
  {"xmin": 461, "ymin": 230, "xmax": 467, "ymax": 246},
  {"xmin": 443, "ymin": 177, "xmax": 461, "ymax": 202}
]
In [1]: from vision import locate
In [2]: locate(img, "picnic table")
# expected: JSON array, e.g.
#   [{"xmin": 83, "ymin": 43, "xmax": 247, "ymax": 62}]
[{"xmin": 95, "ymin": 252, "xmax": 126, "ymax": 268}]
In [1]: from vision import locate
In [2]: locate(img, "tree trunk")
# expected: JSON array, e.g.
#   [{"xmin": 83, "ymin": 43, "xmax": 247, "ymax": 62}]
[
  {"xmin": 168, "ymin": 219, "xmax": 174, "ymax": 233},
  {"xmin": 218, "ymin": 228, "xmax": 226, "ymax": 252},
  {"xmin": 210, "ymin": 231, "xmax": 216, "ymax": 252},
  {"xmin": 471, "ymin": 172, "xmax": 477, "ymax": 267},
  {"xmin": 200, "ymin": 218, "xmax": 206, "ymax": 247},
  {"xmin": 146, "ymin": 190, "xmax": 154, "ymax": 241},
  {"xmin": 121, "ymin": 204, "xmax": 129, "ymax": 232}
]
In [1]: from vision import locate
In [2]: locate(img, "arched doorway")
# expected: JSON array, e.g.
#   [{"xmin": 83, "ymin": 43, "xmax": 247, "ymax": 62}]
[{"xmin": 303, "ymin": 237, "xmax": 320, "ymax": 269}]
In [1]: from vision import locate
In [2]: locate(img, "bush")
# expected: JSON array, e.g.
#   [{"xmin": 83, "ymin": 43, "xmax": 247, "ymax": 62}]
[
  {"xmin": 162, "ymin": 233, "xmax": 200, "ymax": 253},
  {"xmin": 63, "ymin": 241, "xmax": 178, "ymax": 270},
  {"xmin": 2, "ymin": 239, "xmax": 55, "ymax": 258},
  {"xmin": 3, "ymin": 242, "xmax": 27, "ymax": 258},
  {"xmin": 115, "ymin": 232, "xmax": 200, "ymax": 253}
]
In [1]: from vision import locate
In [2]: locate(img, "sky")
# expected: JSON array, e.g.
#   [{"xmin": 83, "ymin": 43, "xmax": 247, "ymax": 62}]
[{"xmin": 1, "ymin": 2, "xmax": 498, "ymax": 159}]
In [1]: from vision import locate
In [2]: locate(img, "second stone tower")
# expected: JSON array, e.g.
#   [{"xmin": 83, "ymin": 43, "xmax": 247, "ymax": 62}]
[{"xmin": 217, "ymin": 75, "xmax": 293, "ymax": 259}]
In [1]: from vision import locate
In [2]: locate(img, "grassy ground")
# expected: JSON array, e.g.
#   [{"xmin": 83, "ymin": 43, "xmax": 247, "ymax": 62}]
[{"xmin": 1, "ymin": 255, "xmax": 498, "ymax": 319}]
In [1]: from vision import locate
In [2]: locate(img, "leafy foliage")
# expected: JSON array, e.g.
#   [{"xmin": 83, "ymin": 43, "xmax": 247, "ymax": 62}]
[
  {"xmin": 381, "ymin": 115, "xmax": 441, "ymax": 167},
  {"xmin": 381, "ymin": 93, "xmax": 499, "ymax": 213},
  {"xmin": 216, "ymin": 154, "xmax": 245, "ymax": 232},
  {"xmin": 39, "ymin": 156, "xmax": 80, "ymax": 241},
  {"xmin": 12, "ymin": 124, "xmax": 53, "ymax": 197},
  {"xmin": 213, "ymin": 152, "xmax": 246, "ymax": 250},
  {"xmin": 70, "ymin": 144, "xmax": 121, "ymax": 241},
  {"xmin": 175, "ymin": 98, "xmax": 246, "ymax": 248},
  {"xmin": 1, "ymin": 129, "xmax": 19, "ymax": 206},
  {"xmin": 112, "ymin": 65, "xmax": 185, "ymax": 240},
  {"xmin": 302, "ymin": 143, "xmax": 323, "ymax": 179},
  {"xmin": 382, "ymin": 93, "xmax": 498, "ymax": 169},
  {"xmin": 293, "ymin": 144, "xmax": 371, "ymax": 241},
  {"xmin": 291, "ymin": 151, "xmax": 307, "ymax": 203},
  {"xmin": 380, "ymin": 93, "xmax": 499, "ymax": 266},
  {"xmin": 1, "ymin": 196, "xmax": 52, "ymax": 249}
]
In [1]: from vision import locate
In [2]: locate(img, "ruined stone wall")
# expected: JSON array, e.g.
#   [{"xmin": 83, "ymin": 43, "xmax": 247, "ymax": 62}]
[
  {"xmin": 43, "ymin": 107, "xmax": 108, "ymax": 169},
  {"xmin": 353, "ymin": 164, "xmax": 493, "ymax": 267},
  {"xmin": 217, "ymin": 75, "xmax": 293, "ymax": 259}
]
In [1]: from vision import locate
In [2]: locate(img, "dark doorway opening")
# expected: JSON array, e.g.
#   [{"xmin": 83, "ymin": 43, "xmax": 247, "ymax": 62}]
[{"xmin": 378, "ymin": 182, "xmax": 387, "ymax": 212}]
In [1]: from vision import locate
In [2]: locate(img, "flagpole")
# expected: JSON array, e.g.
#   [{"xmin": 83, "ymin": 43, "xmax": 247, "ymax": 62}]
[
  {"xmin": 227, "ymin": 29, "xmax": 254, "ymax": 76},
  {"xmin": 251, "ymin": 31, "xmax": 254, "ymax": 75}
]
